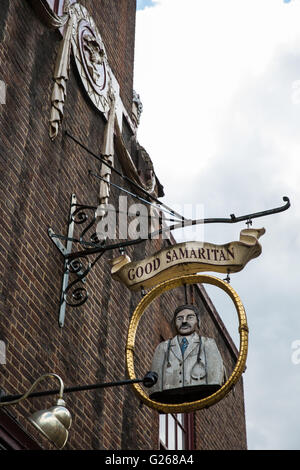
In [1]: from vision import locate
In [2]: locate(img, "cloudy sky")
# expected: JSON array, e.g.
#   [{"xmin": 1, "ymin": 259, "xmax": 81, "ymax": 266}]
[{"xmin": 134, "ymin": 0, "xmax": 300, "ymax": 450}]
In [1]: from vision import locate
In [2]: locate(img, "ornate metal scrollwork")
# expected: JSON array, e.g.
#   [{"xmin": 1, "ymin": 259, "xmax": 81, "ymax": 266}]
[
  {"xmin": 63, "ymin": 255, "xmax": 91, "ymax": 307},
  {"xmin": 71, "ymin": 207, "xmax": 90, "ymax": 225},
  {"xmin": 70, "ymin": 204, "xmax": 99, "ymax": 245},
  {"xmin": 49, "ymin": 189, "xmax": 291, "ymax": 328},
  {"xmin": 48, "ymin": 194, "xmax": 104, "ymax": 327},
  {"xmin": 64, "ymin": 283, "xmax": 88, "ymax": 308}
]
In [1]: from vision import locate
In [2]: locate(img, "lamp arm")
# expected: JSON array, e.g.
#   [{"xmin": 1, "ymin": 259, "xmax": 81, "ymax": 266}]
[
  {"xmin": 0, "ymin": 372, "xmax": 158, "ymax": 404},
  {"xmin": 0, "ymin": 373, "xmax": 64, "ymax": 407}
]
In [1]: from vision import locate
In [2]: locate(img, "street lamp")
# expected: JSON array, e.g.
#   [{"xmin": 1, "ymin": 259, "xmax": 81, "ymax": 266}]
[
  {"xmin": 0, "ymin": 371, "xmax": 157, "ymax": 449},
  {"xmin": 0, "ymin": 373, "xmax": 71, "ymax": 449}
]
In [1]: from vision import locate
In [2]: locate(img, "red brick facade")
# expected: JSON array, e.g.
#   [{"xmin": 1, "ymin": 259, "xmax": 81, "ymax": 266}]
[{"xmin": 0, "ymin": 0, "xmax": 247, "ymax": 450}]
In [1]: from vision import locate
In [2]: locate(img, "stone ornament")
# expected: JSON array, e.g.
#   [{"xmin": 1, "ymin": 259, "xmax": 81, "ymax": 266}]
[
  {"xmin": 27, "ymin": 0, "xmax": 69, "ymax": 29},
  {"xmin": 137, "ymin": 144, "xmax": 156, "ymax": 194},
  {"xmin": 70, "ymin": 3, "xmax": 112, "ymax": 115},
  {"xmin": 33, "ymin": 1, "xmax": 158, "ymax": 217},
  {"xmin": 114, "ymin": 122, "xmax": 161, "ymax": 198},
  {"xmin": 49, "ymin": 6, "xmax": 75, "ymax": 140},
  {"xmin": 96, "ymin": 90, "xmax": 117, "ymax": 221},
  {"xmin": 132, "ymin": 90, "xmax": 143, "ymax": 128},
  {"xmin": 49, "ymin": 3, "xmax": 115, "ymax": 140}
]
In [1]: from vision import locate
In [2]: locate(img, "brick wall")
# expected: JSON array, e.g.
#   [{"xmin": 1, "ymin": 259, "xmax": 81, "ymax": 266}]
[{"xmin": 0, "ymin": 0, "xmax": 247, "ymax": 450}]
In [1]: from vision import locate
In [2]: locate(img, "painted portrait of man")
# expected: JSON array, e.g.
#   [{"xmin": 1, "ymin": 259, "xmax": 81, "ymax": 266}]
[{"xmin": 149, "ymin": 304, "xmax": 226, "ymax": 404}]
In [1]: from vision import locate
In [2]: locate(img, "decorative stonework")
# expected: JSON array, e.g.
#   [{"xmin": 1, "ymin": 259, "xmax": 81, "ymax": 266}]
[
  {"xmin": 48, "ymin": 3, "xmax": 118, "ymax": 140},
  {"xmin": 137, "ymin": 144, "xmax": 156, "ymax": 194},
  {"xmin": 27, "ymin": 0, "xmax": 69, "ymax": 29},
  {"xmin": 49, "ymin": 7, "xmax": 74, "ymax": 140},
  {"xmin": 132, "ymin": 90, "xmax": 143, "ymax": 128},
  {"xmin": 70, "ymin": 3, "xmax": 111, "ymax": 115}
]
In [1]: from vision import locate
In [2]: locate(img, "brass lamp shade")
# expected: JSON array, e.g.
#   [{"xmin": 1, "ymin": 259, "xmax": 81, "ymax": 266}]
[{"xmin": 28, "ymin": 398, "xmax": 72, "ymax": 449}]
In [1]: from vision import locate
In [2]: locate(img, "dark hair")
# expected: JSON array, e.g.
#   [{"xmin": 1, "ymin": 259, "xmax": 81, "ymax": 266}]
[{"xmin": 172, "ymin": 304, "xmax": 201, "ymax": 328}]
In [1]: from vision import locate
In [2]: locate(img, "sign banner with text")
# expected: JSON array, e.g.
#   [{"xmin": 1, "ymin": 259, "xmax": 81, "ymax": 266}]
[{"xmin": 110, "ymin": 228, "xmax": 265, "ymax": 291}]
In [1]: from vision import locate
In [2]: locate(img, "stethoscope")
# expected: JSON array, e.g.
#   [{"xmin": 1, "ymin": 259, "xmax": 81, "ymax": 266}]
[{"xmin": 165, "ymin": 336, "xmax": 208, "ymax": 383}]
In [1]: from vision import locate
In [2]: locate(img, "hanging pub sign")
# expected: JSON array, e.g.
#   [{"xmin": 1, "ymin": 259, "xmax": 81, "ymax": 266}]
[
  {"xmin": 110, "ymin": 227, "xmax": 265, "ymax": 291},
  {"xmin": 119, "ymin": 228, "xmax": 266, "ymax": 412},
  {"xmin": 123, "ymin": 201, "xmax": 288, "ymax": 412},
  {"xmin": 125, "ymin": 274, "xmax": 249, "ymax": 414}
]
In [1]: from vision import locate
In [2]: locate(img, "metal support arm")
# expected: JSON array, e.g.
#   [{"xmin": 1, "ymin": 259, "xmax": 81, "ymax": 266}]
[
  {"xmin": 48, "ymin": 188, "xmax": 290, "ymax": 328},
  {"xmin": 48, "ymin": 194, "xmax": 105, "ymax": 328},
  {"xmin": 61, "ymin": 196, "xmax": 291, "ymax": 261},
  {"xmin": 0, "ymin": 372, "xmax": 158, "ymax": 404}
]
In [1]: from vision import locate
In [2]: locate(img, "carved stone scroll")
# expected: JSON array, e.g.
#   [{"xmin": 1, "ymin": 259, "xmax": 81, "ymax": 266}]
[
  {"xmin": 27, "ymin": 0, "xmax": 69, "ymax": 29},
  {"xmin": 49, "ymin": 9, "xmax": 74, "ymax": 140},
  {"xmin": 97, "ymin": 90, "xmax": 117, "ymax": 218}
]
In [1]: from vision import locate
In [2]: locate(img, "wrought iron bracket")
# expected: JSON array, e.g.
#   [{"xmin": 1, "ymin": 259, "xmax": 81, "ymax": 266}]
[
  {"xmin": 48, "ymin": 192, "xmax": 290, "ymax": 328},
  {"xmin": 48, "ymin": 194, "xmax": 105, "ymax": 328},
  {"xmin": 60, "ymin": 195, "xmax": 291, "ymax": 261}
]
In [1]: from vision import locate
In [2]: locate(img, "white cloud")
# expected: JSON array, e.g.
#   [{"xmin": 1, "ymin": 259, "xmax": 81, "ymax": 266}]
[{"xmin": 134, "ymin": 0, "xmax": 300, "ymax": 450}]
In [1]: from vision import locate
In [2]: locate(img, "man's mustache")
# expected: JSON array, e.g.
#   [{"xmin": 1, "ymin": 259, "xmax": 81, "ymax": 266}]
[{"xmin": 179, "ymin": 322, "xmax": 190, "ymax": 327}]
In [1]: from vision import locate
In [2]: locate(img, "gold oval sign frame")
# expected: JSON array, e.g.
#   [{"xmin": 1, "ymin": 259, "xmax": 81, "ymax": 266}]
[{"xmin": 126, "ymin": 274, "xmax": 249, "ymax": 413}]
